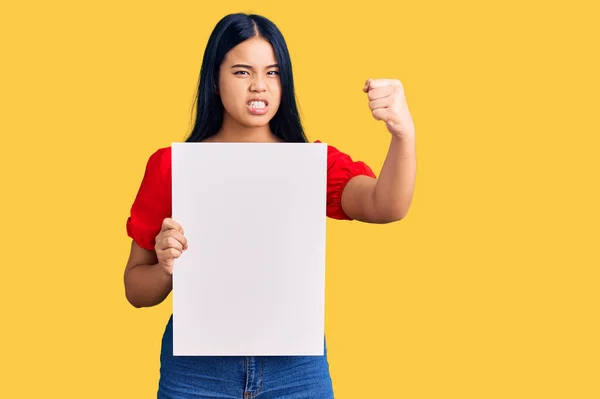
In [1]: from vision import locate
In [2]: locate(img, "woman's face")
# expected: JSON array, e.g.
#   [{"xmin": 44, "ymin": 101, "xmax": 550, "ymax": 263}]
[{"xmin": 218, "ymin": 37, "xmax": 282, "ymax": 129}]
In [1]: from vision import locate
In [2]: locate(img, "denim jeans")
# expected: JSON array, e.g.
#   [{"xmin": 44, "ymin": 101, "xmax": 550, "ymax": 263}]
[{"xmin": 157, "ymin": 315, "xmax": 334, "ymax": 399}]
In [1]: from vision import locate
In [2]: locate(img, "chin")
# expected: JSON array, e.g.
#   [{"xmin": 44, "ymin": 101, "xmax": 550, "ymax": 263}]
[{"xmin": 244, "ymin": 114, "xmax": 274, "ymax": 127}]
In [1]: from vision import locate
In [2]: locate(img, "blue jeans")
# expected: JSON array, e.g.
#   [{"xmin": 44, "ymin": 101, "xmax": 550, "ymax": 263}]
[{"xmin": 158, "ymin": 315, "xmax": 334, "ymax": 399}]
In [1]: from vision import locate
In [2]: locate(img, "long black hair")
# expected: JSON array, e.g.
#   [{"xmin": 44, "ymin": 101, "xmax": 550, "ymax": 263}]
[{"xmin": 185, "ymin": 13, "xmax": 308, "ymax": 143}]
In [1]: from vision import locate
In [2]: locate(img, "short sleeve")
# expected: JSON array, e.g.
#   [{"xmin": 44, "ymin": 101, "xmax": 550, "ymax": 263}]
[
  {"xmin": 126, "ymin": 147, "xmax": 172, "ymax": 250},
  {"xmin": 318, "ymin": 140, "xmax": 377, "ymax": 220}
]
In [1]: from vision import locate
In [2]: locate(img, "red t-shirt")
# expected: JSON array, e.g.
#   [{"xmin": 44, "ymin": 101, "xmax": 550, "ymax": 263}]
[{"xmin": 126, "ymin": 140, "xmax": 376, "ymax": 251}]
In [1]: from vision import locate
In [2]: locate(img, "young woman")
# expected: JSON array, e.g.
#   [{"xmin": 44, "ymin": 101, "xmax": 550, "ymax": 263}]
[{"xmin": 124, "ymin": 12, "xmax": 416, "ymax": 399}]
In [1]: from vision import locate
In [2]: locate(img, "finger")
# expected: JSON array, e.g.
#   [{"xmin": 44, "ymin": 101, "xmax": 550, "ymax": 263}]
[
  {"xmin": 160, "ymin": 236, "xmax": 184, "ymax": 252},
  {"xmin": 162, "ymin": 217, "xmax": 184, "ymax": 233},
  {"xmin": 367, "ymin": 85, "xmax": 395, "ymax": 101},
  {"xmin": 363, "ymin": 78, "xmax": 372, "ymax": 93},
  {"xmin": 168, "ymin": 229, "xmax": 188, "ymax": 250},
  {"xmin": 158, "ymin": 247, "xmax": 181, "ymax": 260},
  {"xmin": 368, "ymin": 79, "xmax": 402, "ymax": 89},
  {"xmin": 162, "ymin": 218, "xmax": 185, "ymax": 235},
  {"xmin": 161, "ymin": 230, "xmax": 188, "ymax": 250},
  {"xmin": 162, "ymin": 247, "xmax": 181, "ymax": 260},
  {"xmin": 369, "ymin": 98, "xmax": 389, "ymax": 110},
  {"xmin": 171, "ymin": 248, "xmax": 182, "ymax": 259},
  {"xmin": 156, "ymin": 227, "xmax": 188, "ymax": 252},
  {"xmin": 371, "ymin": 108, "xmax": 389, "ymax": 121}
]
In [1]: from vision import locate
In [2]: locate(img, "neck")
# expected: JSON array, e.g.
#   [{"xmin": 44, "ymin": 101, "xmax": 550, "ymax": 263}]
[{"xmin": 211, "ymin": 116, "xmax": 281, "ymax": 143}]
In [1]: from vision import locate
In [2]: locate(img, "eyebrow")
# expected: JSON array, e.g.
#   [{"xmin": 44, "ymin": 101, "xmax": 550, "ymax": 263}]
[{"xmin": 231, "ymin": 64, "xmax": 280, "ymax": 69}]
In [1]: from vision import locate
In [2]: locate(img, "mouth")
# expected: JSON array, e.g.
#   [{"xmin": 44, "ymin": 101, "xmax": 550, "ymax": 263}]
[
  {"xmin": 247, "ymin": 99, "xmax": 268, "ymax": 115},
  {"xmin": 248, "ymin": 99, "xmax": 268, "ymax": 107}
]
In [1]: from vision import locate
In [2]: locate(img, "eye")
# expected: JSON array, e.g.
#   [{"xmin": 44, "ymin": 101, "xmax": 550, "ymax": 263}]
[
  {"xmin": 268, "ymin": 71, "xmax": 280, "ymax": 76},
  {"xmin": 234, "ymin": 71, "xmax": 249, "ymax": 75}
]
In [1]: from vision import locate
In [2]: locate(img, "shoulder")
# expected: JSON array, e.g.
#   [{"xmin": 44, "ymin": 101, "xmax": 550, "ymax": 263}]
[
  {"xmin": 313, "ymin": 139, "xmax": 376, "ymax": 177},
  {"xmin": 142, "ymin": 146, "xmax": 171, "ymax": 178},
  {"xmin": 313, "ymin": 139, "xmax": 377, "ymax": 220},
  {"xmin": 148, "ymin": 146, "xmax": 171, "ymax": 166},
  {"xmin": 313, "ymin": 139, "xmax": 351, "ymax": 165},
  {"xmin": 126, "ymin": 146, "xmax": 172, "ymax": 250}
]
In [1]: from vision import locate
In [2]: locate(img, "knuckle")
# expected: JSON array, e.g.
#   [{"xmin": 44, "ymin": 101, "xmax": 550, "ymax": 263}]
[{"xmin": 167, "ymin": 236, "xmax": 179, "ymax": 248}]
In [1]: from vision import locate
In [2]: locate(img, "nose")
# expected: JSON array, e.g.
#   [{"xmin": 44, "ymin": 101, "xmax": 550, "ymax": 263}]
[{"xmin": 250, "ymin": 76, "xmax": 267, "ymax": 93}]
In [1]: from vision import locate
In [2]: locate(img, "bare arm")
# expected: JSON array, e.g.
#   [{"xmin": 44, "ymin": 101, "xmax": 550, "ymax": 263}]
[
  {"xmin": 124, "ymin": 240, "xmax": 173, "ymax": 308},
  {"xmin": 341, "ymin": 135, "xmax": 416, "ymax": 223},
  {"xmin": 340, "ymin": 78, "xmax": 417, "ymax": 224},
  {"xmin": 124, "ymin": 218, "xmax": 187, "ymax": 308}
]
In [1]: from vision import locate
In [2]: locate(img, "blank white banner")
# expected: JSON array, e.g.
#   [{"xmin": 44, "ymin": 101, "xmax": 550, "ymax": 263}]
[{"xmin": 171, "ymin": 142, "xmax": 328, "ymax": 356}]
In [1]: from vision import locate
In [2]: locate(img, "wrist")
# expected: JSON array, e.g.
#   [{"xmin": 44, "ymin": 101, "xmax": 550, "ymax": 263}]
[{"xmin": 391, "ymin": 131, "xmax": 415, "ymax": 143}]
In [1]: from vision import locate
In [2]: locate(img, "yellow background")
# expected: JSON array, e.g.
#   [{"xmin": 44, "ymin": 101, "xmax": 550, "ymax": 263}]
[{"xmin": 1, "ymin": 0, "xmax": 598, "ymax": 398}]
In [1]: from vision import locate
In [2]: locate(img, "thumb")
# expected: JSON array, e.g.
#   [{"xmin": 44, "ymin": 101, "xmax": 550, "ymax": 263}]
[{"xmin": 363, "ymin": 78, "xmax": 371, "ymax": 93}]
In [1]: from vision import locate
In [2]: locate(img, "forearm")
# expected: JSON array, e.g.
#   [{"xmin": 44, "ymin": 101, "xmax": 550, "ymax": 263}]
[
  {"xmin": 124, "ymin": 263, "xmax": 172, "ymax": 308},
  {"xmin": 373, "ymin": 134, "xmax": 417, "ymax": 220}
]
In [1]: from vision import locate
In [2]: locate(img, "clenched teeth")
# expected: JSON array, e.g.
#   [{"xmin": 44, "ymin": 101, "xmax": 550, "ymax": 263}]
[{"xmin": 249, "ymin": 101, "xmax": 266, "ymax": 109}]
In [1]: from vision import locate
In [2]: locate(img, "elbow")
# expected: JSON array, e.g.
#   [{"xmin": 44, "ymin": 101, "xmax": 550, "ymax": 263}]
[
  {"xmin": 124, "ymin": 274, "xmax": 139, "ymax": 308},
  {"xmin": 370, "ymin": 188, "xmax": 413, "ymax": 224},
  {"xmin": 124, "ymin": 277, "xmax": 150, "ymax": 308},
  {"xmin": 129, "ymin": 300, "xmax": 144, "ymax": 309},
  {"xmin": 125, "ymin": 287, "xmax": 144, "ymax": 308},
  {"xmin": 380, "ymin": 212, "xmax": 406, "ymax": 224},
  {"xmin": 376, "ymin": 203, "xmax": 411, "ymax": 223},
  {"xmin": 124, "ymin": 267, "xmax": 150, "ymax": 308},
  {"xmin": 126, "ymin": 294, "xmax": 152, "ymax": 309},
  {"xmin": 124, "ymin": 281, "xmax": 164, "ymax": 309}
]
